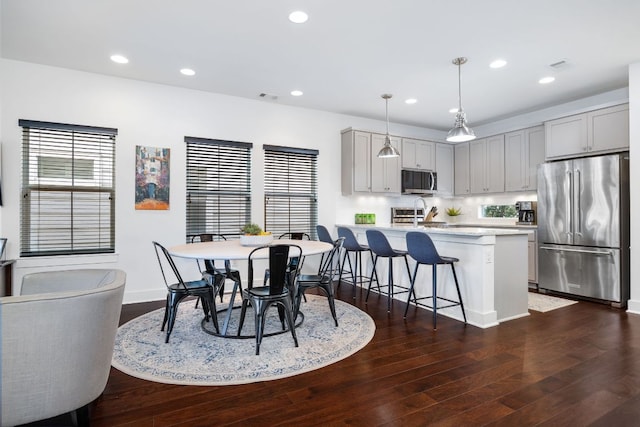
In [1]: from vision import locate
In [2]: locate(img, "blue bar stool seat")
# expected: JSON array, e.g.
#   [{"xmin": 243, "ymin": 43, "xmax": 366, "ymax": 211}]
[
  {"xmin": 365, "ymin": 229, "xmax": 412, "ymax": 312},
  {"xmin": 404, "ymin": 231, "xmax": 467, "ymax": 330}
]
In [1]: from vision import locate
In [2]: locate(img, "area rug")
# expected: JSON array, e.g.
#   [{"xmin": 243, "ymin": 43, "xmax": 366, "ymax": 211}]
[
  {"xmin": 112, "ymin": 295, "xmax": 375, "ymax": 386},
  {"xmin": 528, "ymin": 292, "xmax": 578, "ymax": 312}
]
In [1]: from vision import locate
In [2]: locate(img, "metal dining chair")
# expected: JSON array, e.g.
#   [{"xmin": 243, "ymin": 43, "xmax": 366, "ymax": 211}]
[
  {"xmin": 237, "ymin": 244, "xmax": 303, "ymax": 355},
  {"xmin": 191, "ymin": 233, "xmax": 241, "ymax": 303},
  {"xmin": 294, "ymin": 237, "xmax": 345, "ymax": 326},
  {"xmin": 152, "ymin": 241, "xmax": 225, "ymax": 342}
]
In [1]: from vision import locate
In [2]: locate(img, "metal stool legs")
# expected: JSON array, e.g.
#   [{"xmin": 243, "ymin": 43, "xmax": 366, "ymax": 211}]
[
  {"xmin": 404, "ymin": 261, "xmax": 467, "ymax": 330},
  {"xmin": 366, "ymin": 254, "xmax": 412, "ymax": 312}
]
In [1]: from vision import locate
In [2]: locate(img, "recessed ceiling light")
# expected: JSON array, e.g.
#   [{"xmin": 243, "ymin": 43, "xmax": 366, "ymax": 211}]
[
  {"xmin": 539, "ymin": 76, "xmax": 555, "ymax": 84},
  {"xmin": 291, "ymin": 90, "xmax": 303, "ymax": 96},
  {"xmin": 110, "ymin": 55, "xmax": 129, "ymax": 64},
  {"xmin": 405, "ymin": 98, "xmax": 417, "ymax": 104},
  {"xmin": 289, "ymin": 11, "xmax": 308, "ymax": 23},
  {"xmin": 449, "ymin": 107, "xmax": 459, "ymax": 113},
  {"xmin": 489, "ymin": 59, "xmax": 507, "ymax": 68},
  {"xmin": 180, "ymin": 68, "xmax": 196, "ymax": 76}
]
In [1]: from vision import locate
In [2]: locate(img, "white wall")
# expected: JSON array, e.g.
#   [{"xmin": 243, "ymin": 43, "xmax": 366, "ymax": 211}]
[
  {"xmin": 0, "ymin": 59, "xmax": 441, "ymax": 302},
  {"xmin": 627, "ymin": 62, "xmax": 640, "ymax": 313}
]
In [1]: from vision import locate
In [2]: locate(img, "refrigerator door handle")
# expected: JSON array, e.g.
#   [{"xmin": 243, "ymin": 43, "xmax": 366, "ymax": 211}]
[
  {"xmin": 539, "ymin": 246, "xmax": 613, "ymax": 257},
  {"xmin": 575, "ymin": 168, "xmax": 582, "ymax": 236},
  {"xmin": 567, "ymin": 170, "xmax": 573, "ymax": 238}
]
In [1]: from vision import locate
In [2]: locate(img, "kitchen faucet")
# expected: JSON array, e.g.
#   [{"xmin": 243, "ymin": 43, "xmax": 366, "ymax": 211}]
[{"xmin": 413, "ymin": 197, "xmax": 427, "ymax": 227}]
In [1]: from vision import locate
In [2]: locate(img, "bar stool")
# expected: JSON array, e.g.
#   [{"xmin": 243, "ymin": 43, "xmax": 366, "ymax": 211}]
[
  {"xmin": 337, "ymin": 226, "xmax": 377, "ymax": 299},
  {"xmin": 404, "ymin": 231, "xmax": 467, "ymax": 330},
  {"xmin": 365, "ymin": 229, "xmax": 412, "ymax": 312}
]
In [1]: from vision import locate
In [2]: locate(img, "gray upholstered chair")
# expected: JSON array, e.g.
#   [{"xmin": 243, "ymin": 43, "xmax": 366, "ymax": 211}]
[{"xmin": 0, "ymin": 269, "xmax": 126, "ymax": 426}]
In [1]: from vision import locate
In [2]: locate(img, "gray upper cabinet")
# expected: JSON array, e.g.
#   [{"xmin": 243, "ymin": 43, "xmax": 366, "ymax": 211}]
[
  {"xmin": 341, "ymin": 128, "xmax": 400, "ymax": 195},
  {"xmin": 545, "ymin": 104, "xmax": 629, "ymax": 160},
  {"xmin": 469, "ymin": 135, "xmax": 505, "ymax": 194},
  {"xmin": 401, "ymin": 138, "xmax": 435, "ymax": 171},
  {"xmin": 454, "ymin": 142, "xmax": 470, "ymax": 196},
  {"xmin": 435, "ymin": 143, "xmax": 454, "ymax": 196},
  {"xmin": 504, "ymin": 125, "xmax": 545, "ymax": 192}
]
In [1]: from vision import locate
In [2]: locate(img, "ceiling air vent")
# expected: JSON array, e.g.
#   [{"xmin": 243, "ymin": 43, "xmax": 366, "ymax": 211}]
[
  {"xmin": 259, "ymin": 93, "xmax": 279, "ymax": 100},
  {"xmin": 549, "ymin": 59, "xmax": 569, "ymax": 70}
]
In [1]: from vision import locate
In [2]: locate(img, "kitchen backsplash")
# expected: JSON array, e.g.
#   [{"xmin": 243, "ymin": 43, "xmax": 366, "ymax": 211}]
[{"xmin": 338, "ymin": 192, "xmax": 537, "ymax": 226}]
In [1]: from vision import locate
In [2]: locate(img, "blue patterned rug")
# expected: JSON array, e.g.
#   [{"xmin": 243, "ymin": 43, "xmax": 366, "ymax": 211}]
[{"xmin": 112, "ymin": 295, "xmax": 376, "ymax": 385}]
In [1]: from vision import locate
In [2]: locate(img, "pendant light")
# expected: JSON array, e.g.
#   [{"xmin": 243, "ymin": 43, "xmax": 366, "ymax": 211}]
[
  {"xmin": 446, "ymin": 57, "xmax": 476, "ymax": 143},
  {"xmin": 377, "ymin": 94, "xmax": 400, "ymax": 158}
]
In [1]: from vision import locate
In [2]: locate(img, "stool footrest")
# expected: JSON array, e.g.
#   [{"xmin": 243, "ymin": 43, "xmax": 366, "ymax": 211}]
[{"xmin": 411, "ymin": 295, "xmax": 463, "ymax": 311}]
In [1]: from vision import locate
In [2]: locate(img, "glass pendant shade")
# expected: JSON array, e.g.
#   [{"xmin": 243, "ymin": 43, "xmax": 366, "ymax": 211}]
[
  {"xmin": 446, "ymin": 57, "xmax": 476, "ymax": 143},
  {"xmin": 377, "ymin": 94, "xmax": 400, "ymax": 158}
]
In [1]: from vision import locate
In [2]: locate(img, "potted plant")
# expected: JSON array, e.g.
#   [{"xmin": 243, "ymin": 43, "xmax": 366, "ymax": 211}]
[
  {"xmin": 239, "ymin": 223, "xmax": 273, "ymax": 246},
  {"xmin": 445, "ymin": 207, "xmax": 462, "ymax": 223}
]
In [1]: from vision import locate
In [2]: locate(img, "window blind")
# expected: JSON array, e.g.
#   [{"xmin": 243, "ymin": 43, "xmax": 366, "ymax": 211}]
[
  {"xmin": 185, "ymin": 137, "xmax": 252, "ymax": 241},
  {"xmin": 264, "ymin": 145, "xmax": 318, "ymax": 239},
  {"xmin": 19, "ymin": 119, "xmax": 117, "ymax": 256}
]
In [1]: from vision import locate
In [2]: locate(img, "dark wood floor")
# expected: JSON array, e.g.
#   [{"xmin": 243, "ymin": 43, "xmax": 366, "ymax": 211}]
[{"xmin": 87, "ymin": 285, "xmax": 640, "ymax": 426}]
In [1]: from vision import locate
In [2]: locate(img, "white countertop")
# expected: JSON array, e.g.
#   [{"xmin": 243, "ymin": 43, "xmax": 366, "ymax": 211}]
[{"xmin": 340, "ymin": 223, "xmax": 531, "ymax": 237}]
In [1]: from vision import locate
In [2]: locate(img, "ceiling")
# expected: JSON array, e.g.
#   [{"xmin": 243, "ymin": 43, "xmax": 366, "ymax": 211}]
[{"xmin": 2, "ymin": 0, "xmax": 639, "ymax": 131}]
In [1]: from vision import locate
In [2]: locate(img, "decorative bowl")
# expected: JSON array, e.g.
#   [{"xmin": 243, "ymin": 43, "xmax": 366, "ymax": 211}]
[{"xmin": 239, "ymin": 234, "xmax": 274, "ymax": 246}]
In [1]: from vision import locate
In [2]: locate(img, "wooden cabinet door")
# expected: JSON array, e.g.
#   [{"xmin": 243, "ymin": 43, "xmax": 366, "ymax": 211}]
[
  {"xmin": 527, "ymin": 126, "xmax": 545, "ymax": 191},
  {"xmin": 545, "ymin": 114, "xmax": 587, "ymax": 159},
  {"xmin": 402, "ymin": 138, "xmax": 434, "ymax": 170},
  {"xmin": 435, "ymin": 143, "xmax": 454, "ymax": 196},
  {"xmin": 504, "ymin": 130, "xmax": 525, "ymax": 192},
  {"xmin": 469, "ymin": 139, "xmax": 486, "ymax": 193},
  {"xmin": 371, "ymin": 133, "xmax": 400, "ymax": 193},
  {"xmin": 353, "ymin": 131, "xmax": 371, "ymax": 192},
  {"xmin": 588, "ymin": 104, "xmax": 629, "ymax": 153},
  {"xmin": 486, "ymin": 135, "xmax": 505, "ymax": 193},
  {"xmin": 454, "ymin": 142, "xmax": 470, "ymax": 195}
]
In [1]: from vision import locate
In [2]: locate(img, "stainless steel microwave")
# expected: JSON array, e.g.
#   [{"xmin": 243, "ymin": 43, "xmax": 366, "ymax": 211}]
[{"xmin": 401, "ymin": 170, "xmax": 437, "ymax": 195}]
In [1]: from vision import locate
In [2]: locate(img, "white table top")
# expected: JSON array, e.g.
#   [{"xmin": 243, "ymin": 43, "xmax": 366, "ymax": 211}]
[{"xmin": 169, "ymin": 239, "xmax": 333, "ymax": 260}]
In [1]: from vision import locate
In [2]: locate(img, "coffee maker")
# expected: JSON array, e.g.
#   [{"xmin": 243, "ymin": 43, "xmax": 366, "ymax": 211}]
[{"xmin": 515, "ymin": 201, "xmax": 537, "ymax": 225}]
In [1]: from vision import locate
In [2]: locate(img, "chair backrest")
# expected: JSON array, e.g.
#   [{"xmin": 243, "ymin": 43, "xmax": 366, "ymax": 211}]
[
  {"xmin": 152, "ymin": 241, "xmax": 187, "ymax": 290},
  {"xmin": 319, "ymin": 237, "xmax": 345, "ymax": 281},
  {"xmin": 248, "ymin": 244, "xmax": 302, "ymax": 295},
  {"xmin": 190, "ymin": 234, "xmax": 228, "ymax": 272},
  {"xmin": 316, "ymin": 225, "xmax": 334, "ymax": 244},
  {"xmin": 366, "ymin": 229, "xmax": 396, "ymax": 257},
  {"xmin": 191, "ymin": 233, "xmax": 227, "ymax": 243},
  {"xmin": 337, "ymin": 226, "xmax": 364, "ymax": 251},
  {"xmin": 406, "ymin": 232, "xmax": 443, "ymax": 265},
  {"xmin": 279, "ymin": 232, "xmax": 310, "ymax": 240}
]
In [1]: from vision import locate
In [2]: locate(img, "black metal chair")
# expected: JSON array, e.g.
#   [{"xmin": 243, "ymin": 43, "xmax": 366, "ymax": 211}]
[
  {"xmin": 152, "ymin": 241, "xmax": 224, "ymax": 343},
  {"xmin": 337, "ymin": 226, "xmax": 378, "ymax": 299},
  {"xmin": 191, "ymin": 233, "xmax": 241, "ymax": 302},
  {"xmin": 295, "ymin": 237, "xmax": 345, "ymax": 327},
  {"xmin": 404, "ymin": 232, "xmax": 467, "ymax": 330},
  {"xmin": 365, "ymin": 229, "xmax": 412, "ymax": 312},
  {"xmin": 237, "ymin": 244, "xmax": 302, "ymax": 355},
  {"xmin": 264, "ymin": 232, "xmax": 310, "ymax": 284}
]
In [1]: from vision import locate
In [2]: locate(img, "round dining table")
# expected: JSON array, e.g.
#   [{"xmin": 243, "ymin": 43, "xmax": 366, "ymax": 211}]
[{"xmin": 169, "ymin": 238, "xmax": 333, "ymax": 337}]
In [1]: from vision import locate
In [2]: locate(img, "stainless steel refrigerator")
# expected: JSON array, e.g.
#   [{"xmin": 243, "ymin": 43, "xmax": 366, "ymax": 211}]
[{"xmin": 537, "ymin": 153, "xmax": 630, "ymax": 306}]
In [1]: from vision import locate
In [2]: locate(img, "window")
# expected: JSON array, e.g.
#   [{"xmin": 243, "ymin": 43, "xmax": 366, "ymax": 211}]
[
  {"xmin": 264, "ymin": 145, "xmax": 318, "ymax": 239},
  {"xmin": 480, "ymin": 204, "xmax": 517, "ymax": 218},
  {"xmin": 20, "ymin": 120, "xmax": 116, "ymax": 256},
  {"xmin": 185, "ymin": 137, "xmax": 252, "ymax": 240}
]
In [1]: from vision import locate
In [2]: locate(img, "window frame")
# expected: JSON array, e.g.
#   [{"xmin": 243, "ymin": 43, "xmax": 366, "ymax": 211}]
[
  {"xmin": 185, "ymin": 136, "xmax": 253, "ymax": 242},
  {"xmin": 19, "ymin": 119, "xmax": 117, "ymax": 257},
  {"xmin": 263, "ymin": 145, "xmax": 318, "ymax": 239}
]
